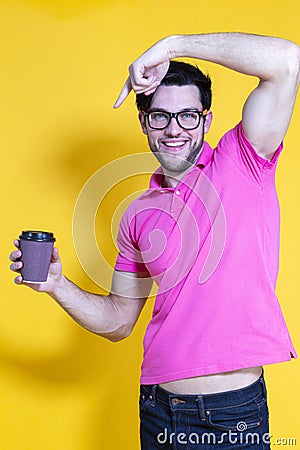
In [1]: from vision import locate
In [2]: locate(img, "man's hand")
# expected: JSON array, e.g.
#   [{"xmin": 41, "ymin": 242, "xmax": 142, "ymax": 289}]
[
  {"xmin": 9, "ymin": 239, "xmax": 64, "ymax": 295},
  {"xmin": 113, "ymin": 38, "xmax": 173, "ymax": 108}
]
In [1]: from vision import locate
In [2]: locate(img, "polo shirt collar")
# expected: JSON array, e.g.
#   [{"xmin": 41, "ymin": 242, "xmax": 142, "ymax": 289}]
[{"xmin": 149, "ymin": 141, "xmax": 214, "ymax": 189}]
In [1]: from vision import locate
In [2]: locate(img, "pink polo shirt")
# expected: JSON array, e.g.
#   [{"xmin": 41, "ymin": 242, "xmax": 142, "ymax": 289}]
[{"xmin": 115, "ymin": 122, "xmax": 297, "ymax": 384}]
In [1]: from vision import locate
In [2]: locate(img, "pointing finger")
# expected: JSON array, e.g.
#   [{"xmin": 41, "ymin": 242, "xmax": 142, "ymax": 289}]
[{"xmin": 113, "ymin": 77, "xmax": 132, "ymax": 109}]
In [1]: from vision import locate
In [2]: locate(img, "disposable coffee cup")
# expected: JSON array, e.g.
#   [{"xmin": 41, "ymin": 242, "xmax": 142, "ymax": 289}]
[{"xmin": 19, "ymin": 230, "xmax": 56, "ymax": 283}]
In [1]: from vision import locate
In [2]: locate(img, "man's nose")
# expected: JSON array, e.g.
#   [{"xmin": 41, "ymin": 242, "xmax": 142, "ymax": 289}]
[{"xmin": 165, "ymin": 117, "xmax": 183, "ymax": 136}]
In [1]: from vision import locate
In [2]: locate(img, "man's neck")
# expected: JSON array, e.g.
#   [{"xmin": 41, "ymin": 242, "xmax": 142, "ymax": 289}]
[{"xmin": 162, "ymin": 169, "xmax": 188, "ymax": 188}]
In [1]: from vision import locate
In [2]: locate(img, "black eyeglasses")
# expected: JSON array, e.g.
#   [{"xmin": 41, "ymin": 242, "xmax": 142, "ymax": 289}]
[{"xmin": 143, "ymin": 109, "xmax": 207, "ymax": 130}]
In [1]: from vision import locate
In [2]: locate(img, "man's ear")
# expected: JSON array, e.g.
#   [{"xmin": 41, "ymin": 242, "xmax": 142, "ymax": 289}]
[
  {"xmin": 203, "ymin": 110, "xmax": 213, "ymax": 134},
  {"xmin": 138, "ymin": 112, "xmax": 148, "ymax": 135}
]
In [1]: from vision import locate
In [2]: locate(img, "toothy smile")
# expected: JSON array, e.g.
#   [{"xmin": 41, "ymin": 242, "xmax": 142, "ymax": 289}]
[
  {"xmin": 165, "ymin": 141, "xmax": 185, "ymax": 147},
  {"xmin": 161, "ymin": 140, "xmax": 188, "ymax": 149}
]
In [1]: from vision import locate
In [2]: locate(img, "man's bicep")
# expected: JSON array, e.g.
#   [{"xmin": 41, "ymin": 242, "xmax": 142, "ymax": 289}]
[
  {"xmin": 111, "ymin": 269, "xmax": 153, "ymax": 299},
  {"xmin": 109, "ymin": 270, "xmax": 153, "ymax": 331},
  {"xmin": 242, "ymin": 42, "xmax": 299, "ymax": 160},
  {"xmin": 242, "ymin": 76, "xmax": 298, "ymax": 159}
]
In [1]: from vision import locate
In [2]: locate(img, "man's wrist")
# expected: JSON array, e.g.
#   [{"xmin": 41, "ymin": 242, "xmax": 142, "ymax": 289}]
[
  {"xmin": 49, "ymin": 274, "xmax": 69, "ymax": 300},
  {"xmin": 162, "ymin": 34, "xmax": 190, "ymax": 59}
]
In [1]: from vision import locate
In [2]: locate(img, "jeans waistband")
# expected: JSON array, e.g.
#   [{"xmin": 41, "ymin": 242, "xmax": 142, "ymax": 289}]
[{"xmin": 141, "ymin": 372, "xmax": 267, "ymax": 411}]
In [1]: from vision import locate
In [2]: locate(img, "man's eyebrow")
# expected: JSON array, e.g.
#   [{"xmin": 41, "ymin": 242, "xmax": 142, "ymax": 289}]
[
  {"xmin": 146, "ymin": 108, "xmax": 169, "ymax": 113},
  {"xmin": 179, "ymin": 108, "xmax": 201, "ymax": 112},
  {"xmin": 146, "ymin": 108, "xmax": 201, "ymax": 113}
]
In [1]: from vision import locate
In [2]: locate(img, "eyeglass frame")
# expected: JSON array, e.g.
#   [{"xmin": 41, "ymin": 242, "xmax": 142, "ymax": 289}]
[{"xmin": 142, "ymin": 109, "xmax": 208, "ymax": 131}]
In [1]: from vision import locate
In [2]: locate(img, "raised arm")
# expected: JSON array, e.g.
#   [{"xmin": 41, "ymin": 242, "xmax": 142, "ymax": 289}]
[
  {"xmin": 10, "ymin": 242, "xmax": 152, "ymax": 342},
  {"xmin": 114, "ymin": 32, "xmax": 300, "ymax": 159}
]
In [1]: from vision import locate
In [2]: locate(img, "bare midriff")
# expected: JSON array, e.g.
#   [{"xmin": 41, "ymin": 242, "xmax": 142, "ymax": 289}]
[{"xmin": 158, "ymin": 366, "xmax": 263, "ymax": 394}]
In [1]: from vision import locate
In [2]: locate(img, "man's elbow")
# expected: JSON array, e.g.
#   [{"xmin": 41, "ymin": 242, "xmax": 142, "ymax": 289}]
[
  {"xmin": 98, "ymin": 322, "xmax": 134, "ymax": 343},
  {"xmin": 108, "ymin": 329, "xmax": 132, "ymax": 343},
  {"xmin": 281, "ymin": 41, "xmax": 300, "ymax": 80}
]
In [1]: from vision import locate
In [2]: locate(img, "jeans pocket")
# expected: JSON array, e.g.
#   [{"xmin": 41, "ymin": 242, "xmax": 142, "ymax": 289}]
[
  {"xmin": 206, "ymin": 399, "xmax": 262, "ymax": 432},
  {"xmin": 255, "ymin": 392, "xmax": 269, "ymax": 422},
  {"xmin": 255, "ymin": 395, "xmax": 267, "ymax": 409}
]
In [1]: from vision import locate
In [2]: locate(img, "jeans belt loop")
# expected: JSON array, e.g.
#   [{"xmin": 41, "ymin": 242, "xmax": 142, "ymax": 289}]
[
  {"xmin": 196, "ymin": 395, "xmax": 206, "ymax": 421},
  {"xmin": 150, "ymin": 384, "xmax": 157, "ymax": 407},
  {"xmin": 260, "ymin": 373, "xmax": 267, "ymax": 399}
]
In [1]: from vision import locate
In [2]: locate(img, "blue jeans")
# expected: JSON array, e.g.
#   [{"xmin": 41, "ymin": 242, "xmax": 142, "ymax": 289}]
[{"xmin": 139, "ymin": 373, "xmax": 270, "ymax": 449}]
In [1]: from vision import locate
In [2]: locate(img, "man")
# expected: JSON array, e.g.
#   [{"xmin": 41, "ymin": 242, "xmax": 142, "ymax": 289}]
[{"xmin": 10, "ymin": 33, "xmax": 299, "ymax": 449}]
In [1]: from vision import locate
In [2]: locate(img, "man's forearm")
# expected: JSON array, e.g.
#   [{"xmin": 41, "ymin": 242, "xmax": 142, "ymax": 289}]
[
  {"xmin": 165, "ymin": 32, "xmax": 299, "ymax": 81},
  {"xmin": 49, "ymin": 276, "xmax": 128, "ymax": 342},
  {"xmin": 114, "ymin": 31, "xmax": 299, "ymax": 108}
]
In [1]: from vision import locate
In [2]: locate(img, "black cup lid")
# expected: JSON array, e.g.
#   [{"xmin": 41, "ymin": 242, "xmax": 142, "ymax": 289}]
[{"xmin": 19, "ymin": 230, "xmax": 56, "ymax": 242}]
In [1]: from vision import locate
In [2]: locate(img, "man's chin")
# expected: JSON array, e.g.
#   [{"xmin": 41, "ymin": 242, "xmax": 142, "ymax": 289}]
[{"xmin": 155, "ymin": 152, "xmax": 194, "ymax": 173}]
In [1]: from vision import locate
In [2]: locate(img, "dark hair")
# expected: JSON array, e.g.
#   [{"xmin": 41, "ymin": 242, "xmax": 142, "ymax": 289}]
[{"xmin": 136, "ymin": 60, "xmax": 212, "ymax": 111}]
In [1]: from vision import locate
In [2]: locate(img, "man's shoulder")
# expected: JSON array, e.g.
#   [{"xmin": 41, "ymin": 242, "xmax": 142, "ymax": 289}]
[
  {"xmin": 214, "ymin": 121, "xmax": 241, "ymax": 151},
  {"xmin": 119, "ymin": 186, "xmax": 159, "ymax": 222}
]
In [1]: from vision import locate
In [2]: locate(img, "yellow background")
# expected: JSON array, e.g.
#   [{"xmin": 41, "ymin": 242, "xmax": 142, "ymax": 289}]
[{"xmin": 1, "ymin": 0, "xmax": 299, "ymax": 449}]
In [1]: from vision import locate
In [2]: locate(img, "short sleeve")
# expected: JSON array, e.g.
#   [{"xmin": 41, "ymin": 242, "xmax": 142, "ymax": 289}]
[
  {"xmin": 114, "ymin": 207, "xmax": 150, "ymax": 275},
  {"xmin": 216, "ymin": 121, "xmax": 284, "ymax": 184}
]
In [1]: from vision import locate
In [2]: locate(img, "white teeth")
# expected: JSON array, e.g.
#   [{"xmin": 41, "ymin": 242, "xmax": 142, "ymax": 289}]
[{"xmin": 164, "ymin": 141, "xmax": 186, "ymax": 147}]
